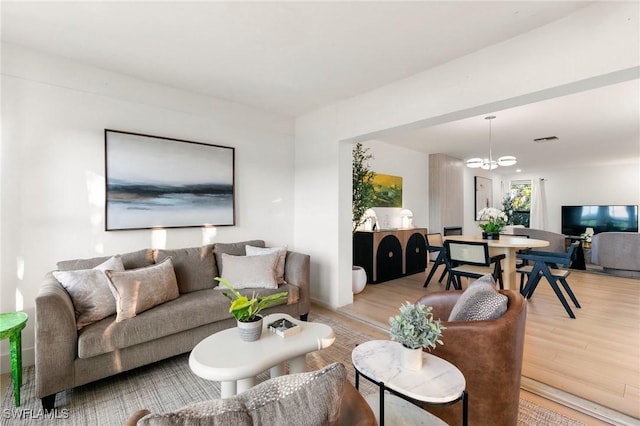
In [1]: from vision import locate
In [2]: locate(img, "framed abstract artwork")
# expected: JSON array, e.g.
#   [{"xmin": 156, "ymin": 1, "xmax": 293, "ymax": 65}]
[
  {"xmin": 371, "ymin": 173, "xmax": 403, "ymax": 208},
  {"xmin": 474, "ymin": 176, "xmax": 493, "ymax": 219},
  {"xmin": 104, "ymin": 129, "xmax": 235, "ymax": 231}
]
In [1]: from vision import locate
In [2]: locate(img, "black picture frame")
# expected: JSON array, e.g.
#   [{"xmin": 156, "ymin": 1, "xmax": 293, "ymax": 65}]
[
  {"xmin": 474, "ymin": 176, "xmax": 493, "ymax": 219},
  {"xmin": 105, "ymin": 129, "xmax": 235, "ymax": 231}
]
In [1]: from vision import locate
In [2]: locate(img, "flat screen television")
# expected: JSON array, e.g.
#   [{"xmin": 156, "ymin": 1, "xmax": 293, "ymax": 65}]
[{"xmin": 561, "ymin": 205, "xmax": 639, "ymax": 236}]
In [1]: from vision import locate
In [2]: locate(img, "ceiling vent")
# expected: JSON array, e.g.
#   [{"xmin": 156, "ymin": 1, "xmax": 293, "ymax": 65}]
[{"xmin": 533, "ymin": 136, "xmax": 559, "ymax": 143}]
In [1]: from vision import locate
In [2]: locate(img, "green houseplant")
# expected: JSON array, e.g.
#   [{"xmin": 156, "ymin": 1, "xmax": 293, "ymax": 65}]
[
  {"xmin": 389, "ymin": 302, "xmax": 445, "ymax": 370},
  {"xmin": 352, "ymin": 142, "xmax": 376, "ymax": 233},
  {"xmin": 477, "ymin": 207, "xmax": 508, "ymax": 237},
  {"xmin": 389, "ymin": 302, "xmax": 445, "ymax": 350},
  {"xmin": 215, "ymin": 277, "xmax": 288, "ymax": 322}
]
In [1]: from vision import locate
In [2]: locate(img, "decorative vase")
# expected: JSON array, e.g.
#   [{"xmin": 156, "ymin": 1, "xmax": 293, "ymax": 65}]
[
  {"xmin": 352, "ymin": 266, "xmax": 367, "ymax": 294},
  {"xmin": 482, "ymin": 232, "xmax": 500, "ymax": 240},
  {"xmin": 237, "ymin": 316, "xmax": 263, "ymax": 342},
  {"xmin": 401, "ymin": 346, "xmax": 424, "ymax": 371}
]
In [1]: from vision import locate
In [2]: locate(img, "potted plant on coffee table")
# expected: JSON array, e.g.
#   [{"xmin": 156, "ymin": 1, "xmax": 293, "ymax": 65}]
[
  {"xmin": 389, "ymin": 302, "xmax": 445, "ymax": 370},
  {"xmin": 215, "ymin": 277, "xmax": 289, "ymax": 342}
]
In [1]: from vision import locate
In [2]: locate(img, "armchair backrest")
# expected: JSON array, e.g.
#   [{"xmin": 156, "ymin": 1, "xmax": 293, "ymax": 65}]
[{"xmin": 444, "ymin": 240, "xmax": 490, "ymax": 266}]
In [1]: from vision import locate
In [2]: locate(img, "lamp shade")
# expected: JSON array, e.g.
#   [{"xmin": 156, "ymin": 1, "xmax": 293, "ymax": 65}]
[{"xmin": 497, "ymin": 156, "xmax": 517, "ymax": 166}]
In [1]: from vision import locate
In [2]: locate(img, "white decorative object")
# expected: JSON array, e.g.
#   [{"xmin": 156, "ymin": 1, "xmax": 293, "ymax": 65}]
[
  {"xmin": 352, "ymin": 266, "xmax": 367, "ymax": 294},
  {"xmin": 401, "ymin": 346, "xmax": 424, "ymax": 371}
]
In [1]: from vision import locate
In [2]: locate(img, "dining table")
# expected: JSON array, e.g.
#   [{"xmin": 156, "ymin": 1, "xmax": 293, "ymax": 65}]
[{"xmin": 444, "ymin": 235, "xmax": 549, "ymax": 291}]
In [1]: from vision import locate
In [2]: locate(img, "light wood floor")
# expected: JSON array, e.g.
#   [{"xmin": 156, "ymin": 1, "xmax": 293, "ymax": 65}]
[{"xmin": 338, "ymin": 265, "xmax": 640, "ymax": 425}]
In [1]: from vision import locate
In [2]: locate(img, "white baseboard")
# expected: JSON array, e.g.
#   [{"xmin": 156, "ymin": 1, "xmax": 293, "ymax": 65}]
[{"xmin": 0, "ymin": 346, "xmax": 35, "ymax": 375}]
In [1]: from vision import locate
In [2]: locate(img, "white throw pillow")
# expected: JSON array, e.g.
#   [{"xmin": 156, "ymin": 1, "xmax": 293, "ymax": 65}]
[
  {"xmin": 53, "ymin": 255, "xmax": 124, "ymax": 329},
  {"xmin": 220, "ymin": 252, "xmax": 279, "ymax": 289},
  {"xmin": 245, "ymin": 245, "xmax": 287, "ymax": 284},
  {"xmin": 448, "ymin": 274, "xmax": 508, "ymax": 321},
  {"xmin": 105, "ymin": 258, "xmax": 179, "ymax": 322}
]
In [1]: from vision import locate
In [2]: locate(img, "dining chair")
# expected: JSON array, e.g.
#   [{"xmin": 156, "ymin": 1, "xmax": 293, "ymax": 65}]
[
  {"xmin": 443, "ymin": 240, "xmax": 505, "ymax": 290},
  {"xmin": 423, "ymin": 233, "xmax": 449, "ymax": 288},
  {"xmin": 443, "ymin": 226, "xmax": 463, "ymax": 236},
  {"xmin": 516, "ymin": 242, "xmax": 581, "ymax": 318}
]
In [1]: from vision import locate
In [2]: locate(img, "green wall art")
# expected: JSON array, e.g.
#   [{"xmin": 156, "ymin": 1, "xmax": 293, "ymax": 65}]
[{"xmin": 372, "ymin": 174, "xmax": 403, "ymax": 208}]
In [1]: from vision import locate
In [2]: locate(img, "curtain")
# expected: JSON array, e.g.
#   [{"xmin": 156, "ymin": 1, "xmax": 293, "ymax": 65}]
[{"xmin": 530, "ymin": 178, "xmax": 547, "ymax": 229}]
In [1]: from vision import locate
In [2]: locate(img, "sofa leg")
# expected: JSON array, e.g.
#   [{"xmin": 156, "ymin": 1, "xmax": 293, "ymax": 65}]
[
  {"xmin": 300, "ymin": 313, "xmax": 308, "ymax": 322},
  {"xmin": 42, "ymin": 394, "xmax": 56, "ymax": 412}
]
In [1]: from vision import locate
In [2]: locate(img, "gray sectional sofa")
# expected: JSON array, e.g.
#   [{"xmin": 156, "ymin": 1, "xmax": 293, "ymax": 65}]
[{"xmin": 35, "ymin": 240, "xmax": 310, "ymax": 410}]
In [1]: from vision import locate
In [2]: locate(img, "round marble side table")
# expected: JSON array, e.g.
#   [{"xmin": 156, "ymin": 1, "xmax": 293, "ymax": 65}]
[{"xmin": 0, "ymin": 311, "xmax": 28, "ymax": 406}]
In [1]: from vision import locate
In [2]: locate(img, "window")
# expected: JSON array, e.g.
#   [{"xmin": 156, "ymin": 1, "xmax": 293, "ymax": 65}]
[{"xmin": 502, "ymin": 180, "xmax": 531, "ymax": 227}]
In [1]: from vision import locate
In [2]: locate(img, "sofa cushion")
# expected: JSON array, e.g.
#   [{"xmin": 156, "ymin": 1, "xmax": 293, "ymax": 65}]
[
  {"xmin": 137, "ymin": 398, "xmax": 252, "ymax": 426},
  {"xmin": 239, "ymin": 362, "xmax": 346, "ymax": 425},
  {"xmin": 213, "ymin": 240, "xmax": 265, "ymax": 275},
  {"xmin": 246, "ymin": 245, "xmax": 287, "ymax": 284},
  {"xmin": 448, "ymin": 274, "xmax": 508, "ymax": 321},
  {"xmin": 105, "ymin": 258, "xmax": 180, "ymax": 322},
  {"xmin": 136, "ymin": 363, "xmax": 346, "ymax": 426},
  {"xmin": 57, "ymin": 249, "xmax": 155, "ymax": 271},
  {"xmin": 53, "ymin": 255, "xmax": 124, "ymax": 330},
  {"xmin": 219, "ymin": 252, "xmax": 279, "ymax": 289},
  {"xmin": 77, "ymin": 284, "xmax": 296, "ymax": 358},
  {"xmin": 155, "ymin": 244, "xmax": 215, "ymax": 293}
]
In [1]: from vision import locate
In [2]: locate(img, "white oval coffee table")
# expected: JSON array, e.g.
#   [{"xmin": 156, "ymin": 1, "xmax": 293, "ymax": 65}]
[{"xmin": 189, "ymin": 313, "xmax": 335, "ymax": 398}]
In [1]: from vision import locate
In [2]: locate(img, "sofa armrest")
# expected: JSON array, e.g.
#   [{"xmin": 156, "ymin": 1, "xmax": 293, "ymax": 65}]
[
  {"xmin": 338, "ymin": 381, "xmax": 377, "ymax": 426},
  {"xmin": 35, "ymin": 272, "xmax": 77, "ymax": 399},
  {"xmin": 283, "ymin": 251, "xmax": 310, "ymax": 317}
]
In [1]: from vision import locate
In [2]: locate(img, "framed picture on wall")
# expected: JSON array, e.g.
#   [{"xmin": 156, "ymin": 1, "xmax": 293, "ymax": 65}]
[
  {"xmin": 371, "ymin": 173, "xmax": 403, "ymax": 208},
  {"xmin": 474, "ymin": 176, "xmax": 492, "ymax": 219},
  {"xmin": 105, "ymin": 129, "xmax": 235, "ymax": 231}
]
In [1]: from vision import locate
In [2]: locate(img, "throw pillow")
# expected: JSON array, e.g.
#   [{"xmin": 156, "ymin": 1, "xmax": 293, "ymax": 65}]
[
  {"xmin": 56, "ymin": 249, "xmax": 155, "ymax": 271},
  {"xmin": 53, "ymin": 255, "xmax": 124, "ymax": 329},
  {"xmin": 105, "ymin": 258, "xmax": 179, "ymax": 322},
  {"xmin": 448, "ymin": 274, "xmax": 508, "ymax": 321},
  {"xmin": 219, "ymin": 252, "xmax": 279, "ymax": 289},
  {"xmin": 213, "ymin": 240, "xmax": 265, "ymax": 275},
  {"xmin": 238, "ymin": 362, "xmax": 347, "ymax": 425},
  {"xmin": 154, "ymin": 244, "xmax": 215, "ymax": 293},
  {"xmin": 137, "ymin": 399, "xmax": 252, "ymax": 426},
  {"xmin": 246, "ymin": 245, "xmax": 287, "ymax": 284}
]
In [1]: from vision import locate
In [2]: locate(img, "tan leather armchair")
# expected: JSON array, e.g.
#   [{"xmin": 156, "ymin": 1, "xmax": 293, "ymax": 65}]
[{"xmin": 416, "ymin": 290, "xmax": 526, "ymax": 426}]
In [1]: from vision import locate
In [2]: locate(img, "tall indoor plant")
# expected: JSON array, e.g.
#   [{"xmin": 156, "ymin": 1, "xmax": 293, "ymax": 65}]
[{"xmin": 352, "ymin": 142, "xmax": 375, "ymax": 233}]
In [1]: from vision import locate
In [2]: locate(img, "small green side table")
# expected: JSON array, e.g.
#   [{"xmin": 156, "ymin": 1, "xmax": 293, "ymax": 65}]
[{"xmin": 0, "ymin": 312, "xmax": 28, "ymax": 406}]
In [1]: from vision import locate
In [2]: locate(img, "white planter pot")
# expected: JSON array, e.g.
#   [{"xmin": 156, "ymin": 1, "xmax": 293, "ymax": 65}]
[
  {"xmin": 352, "ymin": 266, "xmax": 367, "ymax": 294},
  {"xmin": 401, "ymin": 347, "xmax": 424, "ymax": 371},
  {"xmin": 237, "ymin": 316, "xmax": 263, "ymax": 342}
]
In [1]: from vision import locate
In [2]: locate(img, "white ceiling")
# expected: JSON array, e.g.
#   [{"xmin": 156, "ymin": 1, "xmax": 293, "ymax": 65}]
[{"xmin": 2, "ymin": 1, "xmax": 638, "ymax": 175}]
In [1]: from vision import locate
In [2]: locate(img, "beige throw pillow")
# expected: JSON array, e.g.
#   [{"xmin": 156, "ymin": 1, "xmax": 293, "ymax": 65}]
[
  {"xmin": 220, "ymin": 252, "xmax": 279, "ymax": 289},
  {"xmin": 246, "ymin": 245, "xmax": 287, "ymax": 284},
  {"xmin": 105, "ymin": 258, "xmax": 179, "ymax": 322},
  {"xmin": 53, "ymin": 255, "xmax": 124, "ymax": 329},
  {"xmin": 448, "ymin": 274, "xmax": 508, "ymax": 321}
]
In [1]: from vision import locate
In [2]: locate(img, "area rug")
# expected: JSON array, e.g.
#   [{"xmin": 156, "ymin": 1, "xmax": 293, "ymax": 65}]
[{"xmin": 1, "ymin": 312, "xmax": 585, "ymax": 426}]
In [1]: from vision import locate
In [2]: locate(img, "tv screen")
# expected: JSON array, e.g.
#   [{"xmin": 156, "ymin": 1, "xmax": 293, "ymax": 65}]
[{"xmin": 561, "ymin": 205, "xmax": 639, "ymax": 236}]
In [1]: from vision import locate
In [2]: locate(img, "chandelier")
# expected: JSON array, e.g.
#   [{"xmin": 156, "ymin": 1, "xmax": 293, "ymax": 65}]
[{"xmin": 465, "ymin": 116, "xmax": 517, "ymax": 170}]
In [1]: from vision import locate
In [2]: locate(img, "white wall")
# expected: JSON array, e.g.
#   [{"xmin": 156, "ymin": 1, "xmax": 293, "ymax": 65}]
[
  {"xmin": 500, "ymin": 163, "xmax": 640, "ymax": 234},
  {"xmin": 294, "ymin": 2, "xmax": 639, "ymax": 310},
  {"xmin": 0, "ymin": 44, "xmax": 296, "ymax": 371},
  {"xmin": 361, "ymin": 140, "xmax": 429, "ymax": 230}
]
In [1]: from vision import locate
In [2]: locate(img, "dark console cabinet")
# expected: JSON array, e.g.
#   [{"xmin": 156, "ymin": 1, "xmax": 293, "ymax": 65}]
[{"xmin": 353, "ymin": 228, "xmax": 427, "ymax": 284}]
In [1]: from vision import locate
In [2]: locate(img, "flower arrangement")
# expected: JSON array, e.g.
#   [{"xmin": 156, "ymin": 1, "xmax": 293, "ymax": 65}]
[
  {"xmin": 215, "ymin": 277, "xmax": 288, "ymax": 322},
  {"xmin": 389, "ymin": 302, "xmax": 445, "ymax": 350},
  {"xmin": 477, "ymin": 207, "xmax": 508, "ymax": 234}
]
